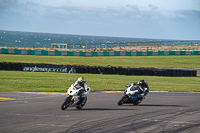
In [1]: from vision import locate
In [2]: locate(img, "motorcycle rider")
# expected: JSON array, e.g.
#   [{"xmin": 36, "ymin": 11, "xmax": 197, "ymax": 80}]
[
  {"xmin": 71, "ymin": 77, "xmax": 88, "ymax": 104},
  {"xmin": 127, "ymin": 79, "xmax": 149, "ymax": 100}
]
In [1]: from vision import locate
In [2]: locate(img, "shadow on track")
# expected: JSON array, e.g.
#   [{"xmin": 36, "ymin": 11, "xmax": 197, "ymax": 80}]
[
  {"xmin": 68, "ymin": 108, "xmax": 136, "ymax": 111},
  {"xmin": 123, "ymin": 104, "xmax": 186, "ymax": 107}
]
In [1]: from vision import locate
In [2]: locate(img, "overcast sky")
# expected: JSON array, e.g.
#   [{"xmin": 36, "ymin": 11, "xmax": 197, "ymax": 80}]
[{"xmin": 0, "ymin": 0, "xmax": 200, "ymax": 40}]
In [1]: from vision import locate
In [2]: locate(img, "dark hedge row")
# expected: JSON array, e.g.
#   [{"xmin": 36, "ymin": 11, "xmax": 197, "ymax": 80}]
[{"xmin": 0, "ymin": 62, "xmax": 197, "ymax": 77}]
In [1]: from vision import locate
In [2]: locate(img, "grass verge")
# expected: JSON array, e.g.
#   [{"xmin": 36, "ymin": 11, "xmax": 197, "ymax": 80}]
[
  {"xmin": 0, "ymin": 54, "xmax": 200, "ymax": 68},
  {"xmin": 0, "ymin": 71, "xmax": 199, "ymax": 92}
]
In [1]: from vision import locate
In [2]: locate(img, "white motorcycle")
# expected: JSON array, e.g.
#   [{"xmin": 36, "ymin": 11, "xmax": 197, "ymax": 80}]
[{"xmin": 61, "ymin": 85, "xmax": 91, "ymax": 110}]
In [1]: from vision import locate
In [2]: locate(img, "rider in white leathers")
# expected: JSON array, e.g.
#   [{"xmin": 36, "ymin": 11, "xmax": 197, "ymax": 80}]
[
  {"xmin": 72, "ymin": 77, "xmax": 88, "ymax": 91},
  {"xmin": 72, "ymin": 77, "xmax": 88, "ymax": 103}
]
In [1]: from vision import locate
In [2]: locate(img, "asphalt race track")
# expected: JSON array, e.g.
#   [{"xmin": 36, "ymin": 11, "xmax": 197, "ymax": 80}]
[{"xmin": 0, "ymin": 91, "xmax": 200, "ymax": 133}]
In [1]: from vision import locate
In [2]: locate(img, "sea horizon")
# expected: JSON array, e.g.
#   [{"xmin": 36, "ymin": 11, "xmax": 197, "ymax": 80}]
[{"xmin": 0, "ymin": 30, "xmax": 198, "ymax": 49}]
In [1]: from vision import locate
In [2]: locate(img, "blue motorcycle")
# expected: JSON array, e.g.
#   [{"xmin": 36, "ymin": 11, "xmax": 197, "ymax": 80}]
[{"xmin": 118, "ymin": 84, "xmax": 143, "ymax": 106}]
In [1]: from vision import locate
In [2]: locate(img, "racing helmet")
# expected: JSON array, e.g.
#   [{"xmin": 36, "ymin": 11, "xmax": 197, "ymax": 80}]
[
  {"xmin": 78, "ymin": 77, "xmax": 85, "ymax": 85},
  {"xmin": 138, "ymin": 79, "xmax": 145, "ymax": 85}
]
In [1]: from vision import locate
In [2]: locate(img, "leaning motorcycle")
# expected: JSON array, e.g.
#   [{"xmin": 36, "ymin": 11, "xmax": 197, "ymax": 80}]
[
  {"xmin": 61, "ymin": 85, "xmax": 91, "ymax": 110},
  {"xmin": 118, "ymin": 84, "xmax": 144, "ymax": 106}
]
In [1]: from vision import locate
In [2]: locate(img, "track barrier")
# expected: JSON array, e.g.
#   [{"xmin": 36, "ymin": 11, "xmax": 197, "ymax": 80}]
[
  {"xmin": 0, "ymin": 62, "xmax": 197, "ymax": 77},
  {"xmin": 0, "ymin": 48, "xmax": 200, "ymax": 56}
]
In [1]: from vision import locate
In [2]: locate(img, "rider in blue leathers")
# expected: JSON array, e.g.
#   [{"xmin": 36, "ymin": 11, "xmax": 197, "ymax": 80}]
[{"xmin": 127, "ymin": 79, "xmax": 149, "ymax": 100}]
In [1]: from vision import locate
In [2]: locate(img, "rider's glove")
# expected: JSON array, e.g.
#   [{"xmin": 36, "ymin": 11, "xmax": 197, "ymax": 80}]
[{"xmin": 133, "ymin": 83, "xmax": 137, "ymax": 85}]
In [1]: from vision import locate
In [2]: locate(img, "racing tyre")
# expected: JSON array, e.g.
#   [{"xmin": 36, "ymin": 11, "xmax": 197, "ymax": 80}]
[
  {"xmin": 133, "ymin": 100, "xmax": 142, "ymax": 106},
  {"xmin": 118, "ymin": 96, "xmax": 128, "ymax": 106},
  {"xmin": 76, "ymin": 97, "xmax": 87, "ymax": 110},
  {"xmin": 61, "ymin": 97, "xmax": 70, "ymax": 110}
]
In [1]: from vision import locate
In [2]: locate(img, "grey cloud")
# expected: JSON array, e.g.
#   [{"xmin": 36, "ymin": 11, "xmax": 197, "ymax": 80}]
[
  {"xmin": 148, "ymin": 4, "xmax": 158, "ymax": 11},
  {"xmin": 0, "ymin": 0, "xmax": 18, "ymax": 13},
  {"xmin": 0, "ymin": 0, "xmax": 18, "ymax": 7},
  {"xmin": 25, "ymin": 1, "xmax": 40, "ymax": 9},
  {"xmin": 126, "ymin": 5, "xmax": 140, "ymax": 12},
  {"xmin": 2, "ymin": 1, "xmax": 199, "ymax": 33},
  {"xmin": 175, "ymin": 9, "xmax": 200, "ymax": 19}
]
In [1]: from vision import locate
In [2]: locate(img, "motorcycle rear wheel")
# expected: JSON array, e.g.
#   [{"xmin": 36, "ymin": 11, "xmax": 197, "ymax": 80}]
[
  {"xmin": 76, "ymin": 97, "xmax": 87, "ymax": 109},
  {"xmin": 133, "ymin": 100, "xmax": 141, "ymax": 105},
  {"xmin": 61, "ymin": 97, "xmax": 70, "ymax": 110}
]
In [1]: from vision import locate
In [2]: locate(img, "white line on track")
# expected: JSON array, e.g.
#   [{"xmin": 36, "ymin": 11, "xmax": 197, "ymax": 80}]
[
  {"xmin": 12, "ymin": 91, "xmax": 64, "ymax": 100},
  {"xmin": 14, "ymin": 91, "xmax": 66, "ymax": 95},
  {"xmin": 15, "ymin": 95, "xmax": 61, "ymax": 100}
]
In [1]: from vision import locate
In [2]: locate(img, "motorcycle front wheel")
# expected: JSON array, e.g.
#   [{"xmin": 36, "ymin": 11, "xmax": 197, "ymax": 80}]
[
  {"xmin": 61, "ymin": 97, "xmax": 70, "ymax": 110},
  {"xmin": 118, "ymin": 95, "xmax": 128, "ymax": 106},
  {"xmin": 76, "ymin": 97, "xmax": 87, "ymax": 109}
]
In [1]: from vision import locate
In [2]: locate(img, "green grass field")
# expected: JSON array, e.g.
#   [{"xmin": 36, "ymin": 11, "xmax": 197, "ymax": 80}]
[
  {"xmin": 0, "ymin": 71, "xmax": 199, "ymax": 92},
  {"xmin": 1, "ymin": 54, "xmax": 200, "ymax": 68},
  {"xmin": 0, "ymin": 54, "xmax": 200, "ymax": 92}
]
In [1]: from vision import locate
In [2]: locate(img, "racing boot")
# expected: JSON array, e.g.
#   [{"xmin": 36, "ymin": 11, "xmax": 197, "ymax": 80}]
[
  {"xmin": 78, "ymin": 90, "xmax": 86, "ymax": 104},
  {"xmin": 138, "ymin": 94, "xmax": 144, "ymax": 100},
  {"xmin": 81, "ymin": 96, "xmax": 86, "ymax": 105}
]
